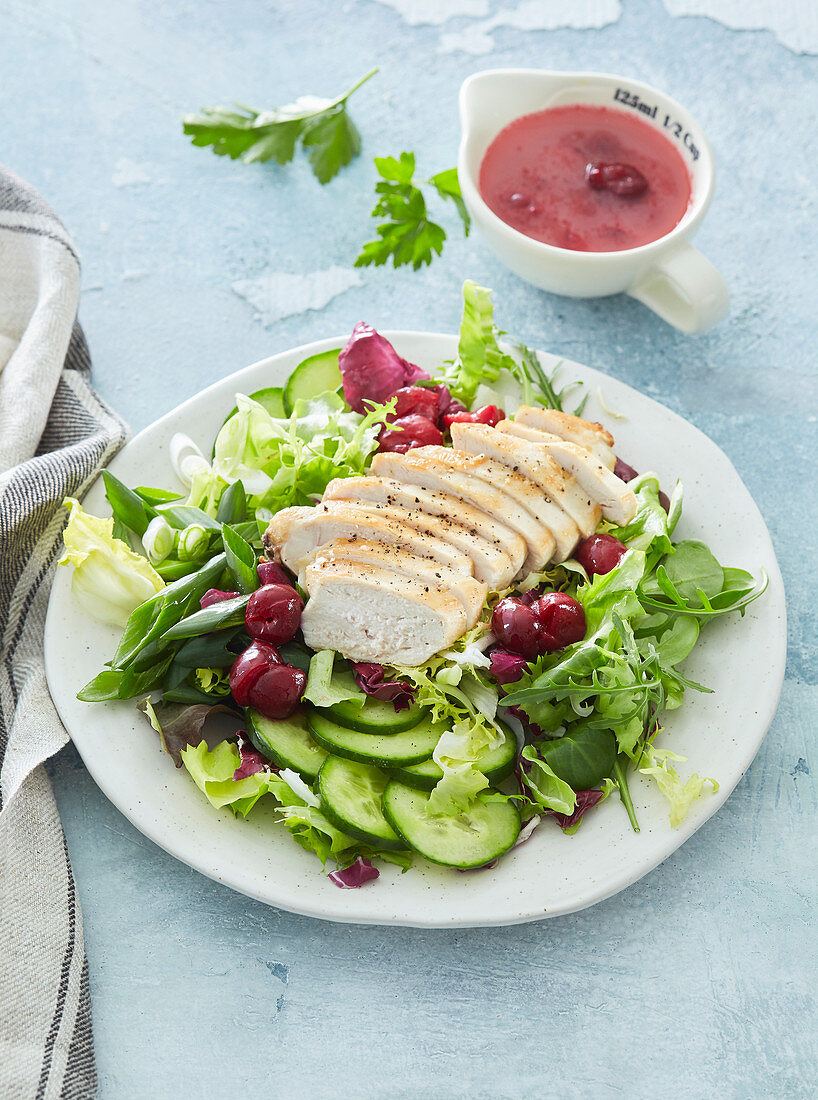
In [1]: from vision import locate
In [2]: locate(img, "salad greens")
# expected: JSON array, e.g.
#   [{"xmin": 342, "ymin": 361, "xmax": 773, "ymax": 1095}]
[
  {"xmin": 355, "ymin": 154, "xmax": 470, "ymax": 270},
  {"xmin": 182, "ymin": 69, "xmax": 377, "ymax": 183},
  {"xmin": 60, "ymin": 279, "xmax": 767, "ymax": 887}
]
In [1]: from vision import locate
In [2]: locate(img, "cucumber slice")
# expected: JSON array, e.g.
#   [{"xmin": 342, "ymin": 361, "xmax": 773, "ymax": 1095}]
[
  {"xmin": 212, "ymin": 387, "xmax": 287, "ymax": 457},
  {"xmin": 327, "ymin": 695, "xmax": 426, "ymax": 734},
  {"xmin": 390, "ymin": 725, "xmax": 518, "ymax": 791},
  {"xmin": 284, "ymin": 349, "xmax": 343, "ymax": 413},
  {"xmin": 308, "ymin": 712, "xmax": 445, "ymax": 767},
  {"xmin": 382, "ymin": 782, "xmax": 521, "ymax": 869},
  {"xmin": 246, "ymin": 709, "xmax": 327, "ymax": 780},
  {"xmin": 318, "ymin": 757, "xmax": 405, "ymax": 850}
]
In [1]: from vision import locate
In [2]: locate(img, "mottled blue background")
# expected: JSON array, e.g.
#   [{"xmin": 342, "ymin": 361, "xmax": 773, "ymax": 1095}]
[{"xmin": 4, "ymin": 0, "xmax": 815, "ymax": 1095}]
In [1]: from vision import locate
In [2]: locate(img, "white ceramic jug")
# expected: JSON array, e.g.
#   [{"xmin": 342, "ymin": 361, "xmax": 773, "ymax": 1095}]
[{"xmin": 458, "ymin": 69, "xmax": 729, "ymax": 334}]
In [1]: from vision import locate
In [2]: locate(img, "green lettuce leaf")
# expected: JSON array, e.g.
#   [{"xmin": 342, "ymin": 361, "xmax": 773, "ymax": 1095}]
[
  {"xmin": 303, "ymin": 650, "xmax": 365, "ymax": 708},
  {"xmin": 59, "ymin": 497, "xmax": 165, "ymax": 626},
  {"xmin": 181, "ymin": 740, "xmax": 270, "ymax": 816},
  {"xmin": 519, "ymin": 746, "xmax": 577, "ymax": 816},
  {"xmin": 442, "ymin": 281, "xmax": 517, "ymax": 406},
  {"xmin": 638, "ymin": 743, "xmax": 719, "ymax": 827}
]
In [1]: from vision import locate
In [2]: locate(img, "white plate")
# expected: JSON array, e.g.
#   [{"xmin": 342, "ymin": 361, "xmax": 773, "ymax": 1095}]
[{"xmin": 44, "ymin": 334, "xmax": 786, "ymax": 927}]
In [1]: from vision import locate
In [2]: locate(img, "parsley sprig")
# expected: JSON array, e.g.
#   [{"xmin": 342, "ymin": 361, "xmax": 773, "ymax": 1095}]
[
  {"xmin": 182, "ymin": 69, "xmax": 377, "ymax": 184},
  {"xmin": 355, "ymin": 154, "xmax": 470, "ymax": 270}
]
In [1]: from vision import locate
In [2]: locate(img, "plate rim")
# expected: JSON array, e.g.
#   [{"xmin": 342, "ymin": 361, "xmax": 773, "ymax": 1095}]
[{"xmin": 44, "ymin": 332, "xmax": 787, "ymax": 927}]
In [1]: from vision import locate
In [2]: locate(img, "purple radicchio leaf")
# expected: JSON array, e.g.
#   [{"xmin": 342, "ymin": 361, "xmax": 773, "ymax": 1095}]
[
  {"xmin": 327, "ymin": 856, "xmax": 380, "ymax": 889},
  {"xmin": 138, "ymin": 699, "xmax": 241, "ymax": 767},
  {"xmin": 506, "ymin": 704, "xmax": 549, "ymax": 741},
  {"xmin": 350, "ymin": 662, "xmax": 416, "ymax": 712},
  {"xmin": 233, "ymin": 734, "xmax": 271, "ymax": 780},
  {"xmin": 338, "ymin": 323, "xmax": 430, "ymax": 413},
  {"xmin": 489, "ymin": 648, "xmax": 529, "ymax": 685},
  {"xmin": 553, "ymin": 789, "xmax": 604, "ymax": 830}
]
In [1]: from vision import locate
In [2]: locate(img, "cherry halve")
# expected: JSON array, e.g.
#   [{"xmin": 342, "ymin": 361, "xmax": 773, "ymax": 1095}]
[
  {"xmin": 257, "ymin": 560, "xmax": 293, "ymax": 587},
  {"xmin": 229, "ymin": 640, "xmax": 282, "ymax": 707},
  {"xmin": 491, "ymin": 597, "xmax": 542, "ymax": 660},
  {"xmin": 576, "ymin": 533, "xmax": 628, "ymax": 577},
  {"xmin": 248, "ymin": 663, "xmax": 306, "ymax": 720},
  {"xmin": 529, "ymin": 592, "xmax": 586, "ymax": 652},
  {"xmin": 245, "ymin": 583, "xmax": 303, "ymax": 645},
  {"xmin": 378, "ymin": 414, "xmax": 444, "ymax": 454},
  {"xmin": 443, "ymin": 404, "xmax": 505, "ymax": 429},
  {"xmin": 585, "ymin": 162, "xmax": 648, "ymax": 199},
  {"xmin": 200, "ymin": 588, "xmax": 239, "ymax": 609},
  {"xmin": 388, "ymin": 386, "xmax": 440, "ymax": 424}
]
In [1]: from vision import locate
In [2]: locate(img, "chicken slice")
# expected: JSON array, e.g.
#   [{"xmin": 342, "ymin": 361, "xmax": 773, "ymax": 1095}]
[
  {"xmin": 301, "ymin": 557, "xmax": 470, "ymax": 666},
  {"xmin": 495, "ymin": 421, "xmax": 636, "ymax": 524},
  {"xmin": 514, "ymin": 406, "xmax": 617, "ymax": 469},
  {"xmin": 371, "ymin": 447, "xmax": 559, "ymax": 569},
  {"xmin": 451, "ymin": 422, "xmax": 601, "ymax": 539},
  {"xmin": 311, "ymin": 539, "xmax": 487, "ymax": 620},
  {"xmin": 265, "ymin": 503, "xmax": 473, "ymax": 576},
  {"xmin": 322, "ymin": 476, "xmax": 525, "ymax": 587},
  {"xmin": 372, "ymin": 447, "xmax": 564, "ymax": 568}
]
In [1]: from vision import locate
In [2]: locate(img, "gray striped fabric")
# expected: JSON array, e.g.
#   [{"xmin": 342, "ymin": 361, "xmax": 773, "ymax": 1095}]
[{"xmin": 0, "ymin": 167, "xmax": 127, "ymax": 1099}]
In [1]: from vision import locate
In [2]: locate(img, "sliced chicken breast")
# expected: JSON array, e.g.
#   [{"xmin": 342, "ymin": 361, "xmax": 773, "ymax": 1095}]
[
  {"xmin": 331, "ymin": 500, "xmax": 513, "ymax": 590},
  {"xmin": 265, "ymin": 503, "xmax": 473, "ymax": 576},
  {"xmin": 301, "ymin": 557, "xmax": 470, "ymax": 665},
  {"xmin": 372, "ymin": 447, "xmax": 563, "ymax": 568},
  {"xmin": 322, "ymin": 476, "xmax": 525, "ymax": 587},
  {"xmin": 514, "ymin": 406, "xmax": 617, "ymax": 469},
  {"xmin": 451, "ymin": 422, "xmax": 601, "ymax": 539},
  {"xmin": 310, "ymin": 539, "xmax": 487, "ymax": 620},
  {"xmin": 491, "ymin": 423, "xmax": 636, "ymax": 524}
]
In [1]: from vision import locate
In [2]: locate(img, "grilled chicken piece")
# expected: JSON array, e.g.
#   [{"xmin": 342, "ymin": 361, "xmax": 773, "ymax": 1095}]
[
  {"xmin": 322, "ymin": 476, "xmax": 526, "ymax": 587},
  {"xmin": 301, "ymin": 557, "xmax": 471, "ymax": 665},
  {"xmin": 451, "ymin": 422, "xmax": 601, "ymax": 539},
  {"xmin": 265, "ymin": 503, "xmax": 473, "ymax": 577},
  {"xmin": 310, "ymin": 539, "xmax": 487, "ymax": 619},
  {"xmin": 333, "ymin": 501, "xmax": 515, "ymax": 590},
  {"xmin": 514, "ymin": 406, "xmax": 617, "ymax": 469},
  {"xmin": 372, "ymin": 447, "xmax": 558, "ymax": 571},
  {"xmin": 495, "ymin": 420, "xmax": 636, "ymax": 524}
]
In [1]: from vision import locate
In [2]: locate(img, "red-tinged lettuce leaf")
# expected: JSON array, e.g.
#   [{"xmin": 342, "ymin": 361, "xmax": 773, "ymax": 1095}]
[
  {"xmin": 553, "ymin": 788, "xmax": 604, "ymax": 830},
  {"xmin": 489, "ymin": 649, "xmax": 529, "ymax": 685},
  {"xmin": 339, "ymin": 323, "xmax": 430, "ymax": 412},
  {"xmin": 327, "ymin": 856, "xmax": 379, "ymax": 889},
  {"xmin": 233, "ymin": 735, "xmax": 271, "ymax": 780},
  {"xmin": 350, "ymin": 662, "xmax": 416, "ymax": 711},
  {"xmin": 138, "ymin": 698, "xmax": 241, "ymax": 766}
]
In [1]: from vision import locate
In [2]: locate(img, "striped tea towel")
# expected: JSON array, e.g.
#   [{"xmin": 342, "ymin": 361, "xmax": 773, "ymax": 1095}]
[{"xmin": 0, "ymin": 166, "xmax": 127, "ymax": 1099}]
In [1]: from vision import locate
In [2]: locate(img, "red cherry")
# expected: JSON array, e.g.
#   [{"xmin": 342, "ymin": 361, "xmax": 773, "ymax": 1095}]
[
  {"xmin": 200, "ymin": 588, "xmax": 239, "ymax": 609},
  {"xmin": 387, "ymin": 386, "xmax": 440, "ymax": 424},
  {"xmin": 257, "ymin": 560, "xmax": 293, "ymax": 587},
  {"xmin": 245, "ymin": 583, "xmax": 303, "ymax": 645},
  {"xmin": 585, "ymin": 162, "xmax": 648, "ymax": 198},
  {"xmin": 576, "ymin": 533, "xmax": 627, "ymax": 577},
  {"xmin": 443, "ymin": 404, "xmax": 505, "ymax": 429},
  {"xmin": 530, "ymin": 592, "xmax": 586, "ymax": 652},
  {"xmin": 248, "ymin": 663, "xmax": 306, "ymax": 720},
  {"xmin": 491, "ymin": 597, "xmax": 542, "ymax": 659},
  {"xmin": 229, "ymin": 641, "xmax": 281, "ymax": 707},
  {"xmin": 378, "ymin": 414, "xmax": 444, "ymax": 454}
]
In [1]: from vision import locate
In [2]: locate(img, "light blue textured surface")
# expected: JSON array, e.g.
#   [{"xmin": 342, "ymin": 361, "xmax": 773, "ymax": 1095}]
[{"xmin": 4, "ymin": 0, "xmax": 815, "ymax": 1095}]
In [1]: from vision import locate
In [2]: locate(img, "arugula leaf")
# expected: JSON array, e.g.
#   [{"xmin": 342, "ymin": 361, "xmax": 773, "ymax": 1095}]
[
  {"xmin": 355, "ymin": 155, "xmax": 469, "ymax": 270},
  {"xmin": 182, "ymin": 69, "xmax": 376, "ymax": 184}
]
